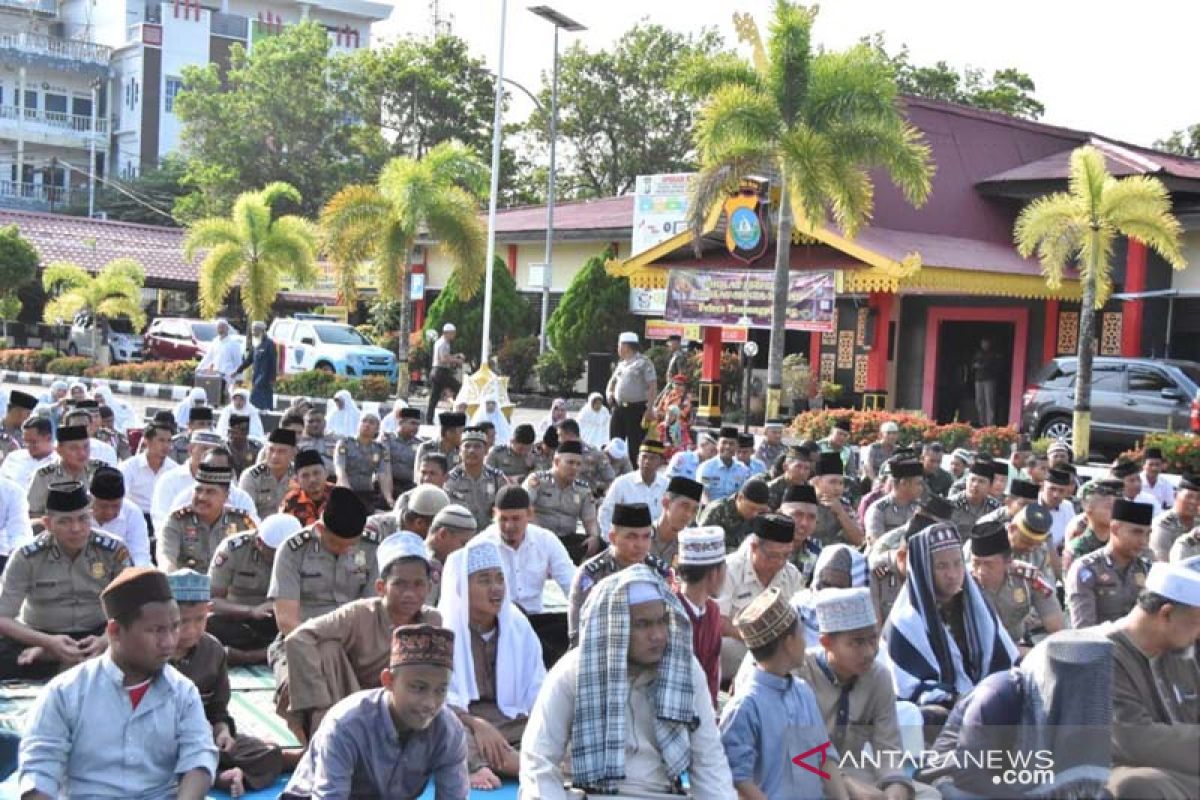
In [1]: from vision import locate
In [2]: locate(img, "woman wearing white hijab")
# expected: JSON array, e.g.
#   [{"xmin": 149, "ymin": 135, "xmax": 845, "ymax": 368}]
[
  {"xmin": 470, "ymin": 385, "xmax": 511, "ymax": 447},
  {"xmin": 536, "ymin": 397, "xmax": 567, "ymax": 438},
  {"xmin": 325, "ymin": 389, "xmax": 361, "ymax": 438},
  {"xmin": 91, "ymin": 383, "xmax": 136, "ymax": 434},
  {"xmin": 576, "ymin": 392, "xmax": 611, "ymax": 449},
  {"xmin": 438, "ymin": 539, "xmax": 545, "ymax": 789},
  {"xmin": 216, "ymin": 388, "xmax": 265, "ymax": 438},
  {"xmin": 378, "ymin": 398, "xmax": 409, "ymax": 436},
  {"xmin": 173, "ymin": 386, "xmax": 209, "ymax": 428}
]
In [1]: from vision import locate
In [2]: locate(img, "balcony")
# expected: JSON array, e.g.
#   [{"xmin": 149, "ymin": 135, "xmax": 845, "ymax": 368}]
[
  {"xmin": 211, "ymin": 11, "xmax": 248, "ymax": 40},
  {"xmin": 0, "ymin": 104, "xmax": 107, "ymax": 150},
  {"xmin": 0, "ymin": 180, "xmax": 85, "ymax": 213},
  {"xmin": 0, "ymin": 0, "xmax": 57, "ymax": 14},
  {"xmin": 0, "ymin": 30, "xmax": 112, "ymax": 68}
]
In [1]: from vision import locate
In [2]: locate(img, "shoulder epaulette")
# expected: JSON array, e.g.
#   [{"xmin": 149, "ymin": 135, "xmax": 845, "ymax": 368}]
[
  {"xmin": 573, "ymin": 478, "xmax": 591, "ymax": 489},
  {"xmin": 226, "ymin": 532, "xmax": 254, "ymax": 550},
  {"xmin": 171, "ymin": 505, "xmax": 194, "ymax": 519},
  {"xmin": 89, "ymin": 530, "xmax": 120, "ymax": 551},
  {"xmin": 287, "ymin": 529, "xmax": 313, "ymax": 551},
  {"xmin": 646, "ymin": 554, "xmax": 671, "ymax": 577},
  {"xmin": 20, "ymin": 532, "xmax": 52, "ymax": 557},
  {"xmin": 361, "ymin": 526, "xmax": 381, "ymax": 545},
  {"xmin": 34, "ymin": 463, "xmax": 57, "ymax": 478},
  {"xmin": 582, "ymin": 554, "xmax": 612, "ymax": 575},
  {"xmin": 249, "ymin": 463, "xmax": 269, "ymax": 477}
]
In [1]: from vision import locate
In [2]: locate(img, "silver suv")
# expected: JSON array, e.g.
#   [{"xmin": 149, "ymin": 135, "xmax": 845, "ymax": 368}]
[{"xmin": 67, "ymin": 312, "xmax": 143, "ymax": 363}]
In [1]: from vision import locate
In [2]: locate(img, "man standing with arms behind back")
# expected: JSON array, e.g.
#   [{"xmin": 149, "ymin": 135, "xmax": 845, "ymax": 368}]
[
  {"xmin": 239, "ymin": 321, "xmax": 277, "ymax": 412},
  {"xmin": 427, "ymin": 323, "xmax": 465, "ymax": 424},
  {"xmin": 606, "ymin": 331, "xmax": 657, "ymax": 457}
]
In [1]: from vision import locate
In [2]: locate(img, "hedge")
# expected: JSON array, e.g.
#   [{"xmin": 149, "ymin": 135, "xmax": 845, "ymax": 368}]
[
  {"xmin": 84, "ymin": 360, "xmax": 198, "ymax": 385},
  {"xmin": 789, "ymin": 409, "xmax": 1020, "ymax": 457},
  {"xmin": 45, "ymin": 357, "xmax": 92, "ymax": 377},
  {"xmin": 1125, "ymin": 433, "xmax": 1200, "ymax": 475},
  {"xmin": 275, "ymin": 370, "xmax": 391, "ymax": 402},
  {"xmin": 0, "ymin": 348, "xmax": 57, "ymax": 373}
]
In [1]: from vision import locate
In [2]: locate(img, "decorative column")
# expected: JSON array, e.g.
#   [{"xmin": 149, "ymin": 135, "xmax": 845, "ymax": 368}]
[
  {"xmin": 695, "ymin": 325, "xmax": 724, "ymax": 426},
  {"xmin": 1043, "ymin": 298, "xmax": 1060, "ymax": 363},
  {"xmin": 863, "ymin": 291, "xmax": 893, "ymax": 409},
  {"xmin": 1120, "ymin": 238, "xmax": 1146, "ymax": 356}
]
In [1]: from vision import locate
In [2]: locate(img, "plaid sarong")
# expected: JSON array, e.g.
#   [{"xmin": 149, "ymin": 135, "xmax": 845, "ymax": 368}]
[{"xmin": 569, "ymin": 565, "xmax": 698, "ymax": 794}]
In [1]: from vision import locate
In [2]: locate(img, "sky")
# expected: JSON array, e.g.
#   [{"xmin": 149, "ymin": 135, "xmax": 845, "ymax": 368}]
[{"xmin": 372, "ymin": 0, "xmax": 1199, "ymax": 149}]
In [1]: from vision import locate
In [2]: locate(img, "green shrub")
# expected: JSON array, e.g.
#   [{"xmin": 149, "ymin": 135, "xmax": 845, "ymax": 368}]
[
  {"xmin": 92, "ymin": 360, "xmax": 197, "ymax": 385},
  {"xmin": 546, "ymin": 248, "xmax": 637, "ymax": 370},
  {"xmin": 423, "ymin": 258, "xmax": 536, "ymax": 365},
  {"xmin": 46, "ymin": 356, "xmax": 93, "ymax": 376},
  {"xmin": 0, "ymin": 348, "xmax": 57, "ymax": 372},
  {"xmin": 275, "ymin": 370, "xmax": 392, "ymax": 402},
  {"xmin": 497, "ymin": 336, "xmax": 539, "ymax": 393},
  {"xmin": 534, "ymin": 350, "xmax": 582, "ymax": 396}
]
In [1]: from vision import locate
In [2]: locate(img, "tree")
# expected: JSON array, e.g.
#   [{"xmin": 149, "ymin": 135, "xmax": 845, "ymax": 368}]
[
  {"xmin": 524, "ymin": 22, "xmax": 727, "ymax": 199},
  {"xmin": 546, "ymin": 249, "xmax": 637, "ymax": 368},
  {"xmin": 1155, "ymin": 124, "xmax": 1200, "ymax": 158},
  {"xmin": 173, "ymin": 21, "xmax": 382, "ymax": 221},
  {"xmin": 320, "ymin": 140, "xmax": 487, "ymax": 393},
  {"xmin": 68, "ymin": 155, "xmax": 188, "ymax": 227},
  {"xmin": 864, "ymin": 34, "xmax": 1045, "ymax": 119},
  {"xmin": 686, "ymin": 2, "xmax": 934, "ymax": 420},
  {"xmin": 1015, "ymin": 145, "xmax": 1184, "ymax": 460},
  {"xmin": 422, "ymin": 257, "xmax": 536, "ymax": 366},
  {"xmin": 42, "ymin": 258, "xmax": 146, "ymax": 363},
  {"xmin": 183, "ymin": 182, "xmax": 319, "ymax": 323},
  {"xmin": 0, "ymin": 225, "xmax": 39, "ymax": 323}
]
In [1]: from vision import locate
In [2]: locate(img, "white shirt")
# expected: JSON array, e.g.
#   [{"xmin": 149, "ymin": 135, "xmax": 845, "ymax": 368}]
[
  {"xmin": 0, "ymin": 476, "xmax": 32, "ymax": 556},
  {"xmin": 1143, "ymin": 471, "xmax": 1176, "ymax": 511},
  {"xmin": 475, "ymin": 523, "xmax": 574, "ymax": 614},
  {"xmin": 89, "ymin": 438, "xmax": 117, "ymax": 468},
  {"xmin": 0, "ymin": 450, "xmax": 54, "ymax": 487},
  {"xmin": 197, "ymin": 334, "xmax": 244, "ymax": 380},
  {"xmin": 1044, "ymin": 499, "xmax": 1075, "ymax": 549},
  {"xmin": 93, "ymin": 499, "xmax": 151, "ymax": 566},
  {"xmin": 597, "ymin": 470, "xmax": 669, "ymax": 533},
  {"xmin": 150, "ymin": 463, "xmax": 259, "ymax": 531},
  {"xmin": 119, "ymin": 453, "xmax": 178, "ymax": 514}
]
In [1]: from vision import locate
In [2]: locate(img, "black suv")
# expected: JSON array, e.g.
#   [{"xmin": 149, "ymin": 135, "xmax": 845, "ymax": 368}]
[{"xmin": 1020, "ymin": 357, "xmax": 1200, "ymax": 456}]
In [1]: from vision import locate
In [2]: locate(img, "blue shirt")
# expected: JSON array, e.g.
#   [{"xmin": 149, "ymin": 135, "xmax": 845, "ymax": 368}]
[
  {"xmin": 696, "ymin": 457, "xmax": 750, "ymax": 502},
  {"xmin": 719, "ymin": 666, "xmax": 835, "ymax": 799},
  {"xmin": 667, "ymin": 450, "xmax": 700, "ymax": 481},
  {"xmin": 18, "ymin": 653, "xmax": 217, "ymax": 799},
  {"xmin": 283, "ymin": 687, "xmax": 469, "ymax": 800}
]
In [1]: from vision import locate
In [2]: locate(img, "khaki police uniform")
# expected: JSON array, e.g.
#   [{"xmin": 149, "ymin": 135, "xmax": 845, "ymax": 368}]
[
  {"xmin": 485, "ymin": 444, "xmax": 536, "ymax": 483},
  {"xmin": 239, "ymin": 463, "xmax": 294, "ymax": 520},
  {"xmin": 158, "ymin": 505, "xmax": 256, "ymax": 572},
  {"xmin": 414, "ymin": 439, "xmax": 461, "ymax": 473},
  {"xmin": 382, "ymin": 432, "xmax": 424, "ymax": 492},
  {"xmin": 0, "ymin": 426, "xmax": 21, "ymax": 459},
  {"xmin": 363, "ymin": 511, "xmax": 402, "ymax": 542},
  {"xmin": 567, "ymin": 550, "xmax": 671, "ymax": 644},
  {"xmin": 229, "ymin": 439, "xmax": 263, "ymax": 478},
  {"xmin": 27, "ymin": 459, "xmax": 106, "ymax": 517},
  {"xmin": 864, "ymin": 495, "xmax": 919, "ymax": 543},
  {"xmin": 95, "ymin": 427, "xmax": 131, "ymax": 462},
  {"xmin": 578, "ymin": 441, "xmax": 616, "ymax": 496},
  {"xmin": 267, "ymin": 526, "xmax": 381, "ymax": 624},
  {"xmin": 981, "ymin": 561, "xmax": 1062, "ymax": 644},
  {"xmin": 697, "ymin": 494, "xmax": 757, "ymax": 553},
  {"xmin": 606, "ymin": 352, "xmax": 656, "ymax": 455},
  {"xmin": 949, "ymin": 495, "xmax": 1002, "ymax": 538},
  {"xmin": 297, "ymin": 433, "xmax": 339, "ymax": 472},
  {"xmin": 1065, "ymin": 548, "xmax": 1152, "ymax": 628},
  {"xmin": 523, "ymin": 469, "xmax": 596, "ymax": 562},
  {"xmin": 444, "ymin": 464, "xmax": 508, "ymax": 530},
  {"xmin": 1170, "ymin": 528, "xmax": 1200, "ymax": 562},
  {"xmin": 1150, "ymin": 509, "xmax": 1194, "ymax": 562},
  {"xmin": 334, "ymin": 437, "xmax": 391, "ymax": 507},
  {"xmin": 207, "ymin": 531, "xmax": 277, "ymax": 652},
  {"xmin": 169, "ymin": 432, "xmax": 191, "ymax": 465}
]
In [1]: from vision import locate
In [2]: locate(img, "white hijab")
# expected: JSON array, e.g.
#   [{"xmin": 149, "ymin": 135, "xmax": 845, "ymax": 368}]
[
  {"xmin": 325, "ymin": 389, "xmax": 360, "ymax": 437},
  {"xmin": 437, "ymin": 541, "xmax": 545, "ymax": 719},
  {"xmin": 216, "ymin": 388, "xmax": 265, "ymax": 438},
  {"xmin": 537, "ymin": 397, "xmax": 568, "ymax": 438},
  {"xmin": 173, "ymin": 387, "xmax": 209, "ymax": 427},
  {"xmin": 91, "ymin": 383, "xmax": 135, "ymax": 433},
  {"xmin": 379, "ymin": 398, "xmax": 409, "ymax": 436},
  {"xmin": 576, "ymin": 392, "xmax": 611, "ymax": 449},
  {"xmin": 470, "ymin": 385, "xmax": 511, "ymax": 447}
]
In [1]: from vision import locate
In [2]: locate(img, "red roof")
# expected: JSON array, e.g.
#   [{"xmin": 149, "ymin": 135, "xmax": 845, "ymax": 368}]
[
  {"xmin": 979, "ymin": 137, "xmax": 1200, "ymax": 184},
  {"xmin": 0, "ymin": 208, "xmax": 195, "ymax": 287},
  {"xmin": 490, "ymin": 195, "xmax": 633, "ymax": 236}
]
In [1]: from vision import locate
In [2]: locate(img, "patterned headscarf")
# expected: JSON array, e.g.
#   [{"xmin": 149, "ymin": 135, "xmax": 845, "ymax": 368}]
[{"xmin": 570, "ymin": 565, "xmax": 697, "ymax": 793}]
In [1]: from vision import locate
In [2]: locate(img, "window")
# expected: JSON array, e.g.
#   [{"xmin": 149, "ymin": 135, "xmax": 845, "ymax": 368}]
[
  {"xmin": 1128, "ymin": 368, "xmax": 1170, "ymax": 394},
  {"xmin": 164, "ymin": 77, "xmax": 183, "ymax": 113},
  {"xmin": 23, "ymin": 90, "xmax": 37, "ymax": 111},
  {"xmin": 44, "ymin": 93, "xmax": 67, "ymax": 114},
  {"xmin": 125, "ymin": 79, "xmax": 139, "ymax": 110},
  {"xmin": 1091, "ymin": 369, "xmax": 1124, "ymax": 391},
  {"xmin": 72, "ymin": 96, "xmax": 92, "ymax": 118}
]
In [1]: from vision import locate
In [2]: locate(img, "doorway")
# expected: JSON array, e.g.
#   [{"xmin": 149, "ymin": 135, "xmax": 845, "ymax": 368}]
[{"xmin": 922, "ymin": 306, "xmax": 1030, "ymax": 426}]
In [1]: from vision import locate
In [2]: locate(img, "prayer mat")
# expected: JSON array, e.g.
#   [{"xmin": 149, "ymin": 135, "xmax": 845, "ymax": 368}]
[{"xmin": 206, "ymin": 776, "xmax": 520, "ymax": 799}]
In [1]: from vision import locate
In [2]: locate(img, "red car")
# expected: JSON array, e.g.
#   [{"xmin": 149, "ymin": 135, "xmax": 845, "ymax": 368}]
[{"xmin": 143, "ymin": 318, "xmax": 243, "ymax": 361}]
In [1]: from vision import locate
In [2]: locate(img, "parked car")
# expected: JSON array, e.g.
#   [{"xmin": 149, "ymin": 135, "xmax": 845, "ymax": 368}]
[
  {"xmin": 144, "ymin": 318, "xmax": 243, "ymax": 361},
  {"xmin": 269, "ymin": 315, "xmax": 398, "ymax": 381},
  {"xmin": 67, "ymin": 312, "xmax": 143, "ymax": 363},
  {"xmin": 1020, "ymin": 356, "xmax": 1200, "ymax": 455}
]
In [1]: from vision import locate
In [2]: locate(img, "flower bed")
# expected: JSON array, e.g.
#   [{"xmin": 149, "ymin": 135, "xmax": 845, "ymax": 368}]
[
  {"xmin": 276, "ymin": 370, "xmax": 391, "ymax": 402},
  {"xmin": 85, "ymin": 360, "xmax": 198, "ymax": 385},
  {"xmin": 0, "ymin": 348, "xmax": 57, "ymax": 373},
  {"xmin": 1124, "ymin": 432, "xmax": 1200, "ymax": 475},
  {"xmin": 789, "ymin": 409, "xmax": 1019, "ymax": 455}
]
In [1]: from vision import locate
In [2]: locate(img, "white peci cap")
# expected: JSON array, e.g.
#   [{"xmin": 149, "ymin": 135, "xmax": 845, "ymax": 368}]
[
  {"xmin": 618, "ymin": 332, "xmax": 639, "ymax": 345},
  {"xmin": 443, "ymin": 323, "xmax": 456, "ymax": 333}
]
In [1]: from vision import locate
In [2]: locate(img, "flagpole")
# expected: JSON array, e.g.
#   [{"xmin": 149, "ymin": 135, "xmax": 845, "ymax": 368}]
[{"xmin": 480, "ymin": 0, "xmax": 508, "ymax": 367}]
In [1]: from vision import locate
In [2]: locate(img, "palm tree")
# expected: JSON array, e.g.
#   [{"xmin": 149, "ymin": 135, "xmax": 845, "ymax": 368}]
[
  {"xmin": 320, "ymin": 140, "xmax": 487, "ymax": 393},
  {"xmin": 42, "ymin": 258, "xmax": 147, "ymax": 365},
  {"xmin": 184, "ymin": 182, "xmax": 319, "ymax": 324},
  {"xmin": 1015, "ymin": 145, "xmax": 1184, "ymax": 460},
  {"xmin": 685, "ymin": 1, "xmax": 934, "ymax": 420}
]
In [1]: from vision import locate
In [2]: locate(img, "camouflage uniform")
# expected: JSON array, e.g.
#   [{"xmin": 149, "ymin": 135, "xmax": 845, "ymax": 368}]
[
  {"xmin": 812, "ymin": 500, "xmax": 859, "ymax": 548},
  {"xmin": 697, "ymin": 494, "xmax": 757, "ymax": 553}
]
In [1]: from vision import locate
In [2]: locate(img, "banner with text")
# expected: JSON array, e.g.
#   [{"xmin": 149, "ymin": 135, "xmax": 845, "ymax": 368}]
[{"xmin": 664, "ymin": 269, "xmax": 836, "ymax": 332}]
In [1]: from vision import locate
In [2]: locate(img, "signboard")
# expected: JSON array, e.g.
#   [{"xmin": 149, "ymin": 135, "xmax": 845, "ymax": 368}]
[
  {"xmin": 629, "ymin": 286, "xmax": 666, "ymax": 316},
  {"xmin": 410, "ymin": 272, "xmax": 425, "ymax": 297},
  {"xmin": 664, "ymin": 269, "xmax": 836, "ymax": 332},
  {"xmin": 723, "ymin": 191, "xmax": 769, "ymax": 264},
  {"xmin": 528, "ymin": 263, "xmax": 550, "ymax": 290},
  {"xmin": 645, "ymin": 320, "xmax": 747, "ymax": 343},
  {"xmin": 632, "ymin": 173, "xmax": 695, "ymax": 255}
]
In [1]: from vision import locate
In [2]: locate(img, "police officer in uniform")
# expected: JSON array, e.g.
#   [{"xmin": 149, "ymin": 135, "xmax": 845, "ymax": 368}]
[
  {"xmin": 566, "ymin": 502, "xmax": 670, "ymax": 644},
  {"xmin": 974, "ymin": 478, "xmax": 1041, "ymax": 526},
  {"xmin": 522, "ymin": 439, "xmax": 599, "ymax": 563},
  {"xmin": 605, "ymin": 331, "xmax": 658, "ymax": 457},
  {"xmin": 766, "ymin": 444, "xmax": 813, "ymax": 510},
  {"xmin": 486, "ymin": 423, "xmax": 537, "ymax": 483},
  {"xmin": 444, "ymin": 426, "xmax": 508, "ymax": 530},
  {"xmin": 225, "ymin": 414, "xmax": 262, "ymax": 477},
  {"xmin": 298, "ymin": 407, "xmax": 340, "ymax": 473},
  {"xmin": 158, "ymin": 461, "xmax": 256, "ymax": 572},
  {"xmin": 697, "ymin": 476, "xmax": 772, "ymax": 553},
  {"xmin": 949, "ymin": 461, "xmax": 1002, "ymax": 537},
  {"xmin": 810, "ymin": 451, "xmax": 863, "ymax": 547},
  {"xmin": 1065, "ymin": 498, "xmax": 1155, "ymax": 628},
  {"xmin": 27, "ymin": 425, "xmax": 106, "ymax": 518},
  {"xmin": 968, "ymin": 520, "xmax": 1065, "ymax": 649},
  {"xmin": 415, "ymin": 411, "xmax": 465, "ymax": 474},
  {"xmin": 555, "ymin": 420, "xmax": 615, "ymax": 497},
  {"xmin": 381, "ymin": 407, "xmax": 424, "ymax": 496},
  {"xmin": 0, "ymin": 390, "xmax": 37, "ymax": 458},
  {"xmin": 267, "ymin": 487, "xmax": 379, "ymax": 739},
  {"xmin": 281, "ymin": 449, "xmax": 332, "ymax": 527},
  {"xmin": 208, "ymin": 513, "xmax": 299, "ymax": 665},
  {"xmin": 0, "ymin": 482, "xmax": 130, "ymax": 679},
  {"xmin": 240, "ymin": 428, "xmax": 297, "ymax": 520},
  {"xmin": 334, "ymin": 411, "xmax": 393, "ymax": 511},
  {"xmin": 1150, "ymin": 473, "xmax": 1200, "ymax": 561},
  {"xmin": 1170, "ymin": 527, "xmax": 1200, "ymax": 561},
  {"xmin": 755, "ymin": 420, "xmax": 787, "ymax": 470},
  {"xmin": 170, "ymin": 406, "xmax": 214, "ymax": 465},
  {"xmin": 863, "ymin": 456, "xmax": 924, "ymax": 543}
]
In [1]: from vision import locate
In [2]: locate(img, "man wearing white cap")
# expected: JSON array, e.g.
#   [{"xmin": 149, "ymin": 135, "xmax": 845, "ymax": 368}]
[
  {"xmin": 426, "ymin": 322, "xmax": 466, "ymax": 423},
  {"xmin": 861, "ymin": 421, "xmax": 900, "ymax": 482},
  {"xmin": 425, "ymin": 504, "xmax": 477, "ymax": 604},
  {"xmin": 605, "ymin": 331, "xmax": 657, "ymax": 457},
  {"xmin": 284, "ymin": 531, "xmax": 442, "ymax": 737},
  {"xmin": 674, "ymin": 526, "xmax": 727, "ymax": 707},
  {"xmin": 1106, "ymin": 557, "xmax": 1200, "ymax": 799},
  {"xmin": 208, "ymin": 513, "xmax": 300, "ymax": 665}
]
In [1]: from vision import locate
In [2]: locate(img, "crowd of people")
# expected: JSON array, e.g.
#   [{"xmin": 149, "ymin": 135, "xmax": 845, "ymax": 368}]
[{"xmin": 0, "ymin": 327, "xmax": 1196, "ymax": 799}]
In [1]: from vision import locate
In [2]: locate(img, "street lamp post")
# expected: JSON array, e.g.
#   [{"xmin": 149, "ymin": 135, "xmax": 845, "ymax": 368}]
[
  {"xmin": 742, "ymin": 340, "xmax": 758, "ymax": 433},
  {"xmin": 529, "ymin": 6, "xmax": 586, "ymax": 355},
  {"xmin": 479, "ymin": 0, "xmax": 510, "ymax": 367}
]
